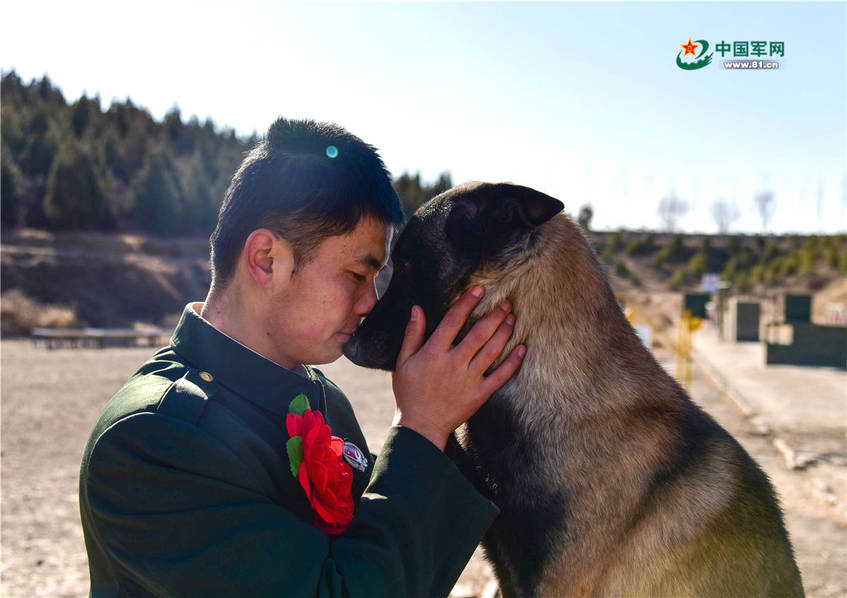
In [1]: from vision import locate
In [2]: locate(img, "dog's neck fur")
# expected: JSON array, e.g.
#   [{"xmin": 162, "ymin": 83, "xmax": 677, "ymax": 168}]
[{"xmin": 467, "ymin": 215, "xmax": 677, "ymax": 432}]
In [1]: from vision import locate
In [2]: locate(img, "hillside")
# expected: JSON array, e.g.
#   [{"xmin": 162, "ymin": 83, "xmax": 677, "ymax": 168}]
[
  {"xmin": 1, "ymin": 228, "xmax": 210, "ymax": 335},
  {"xmin": 591, "ymin": 230, "xmax": 847, "ymax": 295},
  {"xmin": 3, "ymin": 228, "xmax": 845, "ymax": 337}
]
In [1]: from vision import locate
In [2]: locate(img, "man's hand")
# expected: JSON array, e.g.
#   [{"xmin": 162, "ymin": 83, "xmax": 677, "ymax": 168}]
[{"xmin": 391, "ymin": 286, "xmax": 527, "ymax": 451}]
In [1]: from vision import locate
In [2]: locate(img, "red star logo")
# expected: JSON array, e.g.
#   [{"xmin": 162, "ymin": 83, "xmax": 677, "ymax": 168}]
[{"xmin": 681, "ymin": 38, "xmax": 700, "ymax": 57}]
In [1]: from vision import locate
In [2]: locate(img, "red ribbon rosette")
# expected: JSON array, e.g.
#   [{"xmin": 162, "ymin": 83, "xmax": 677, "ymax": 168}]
[{"xmin": 285, "ymin": 394, "xmax": 354, "ymax": 535}]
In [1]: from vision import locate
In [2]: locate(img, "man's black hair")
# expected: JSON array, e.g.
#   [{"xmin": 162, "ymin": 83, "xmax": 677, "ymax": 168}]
[{"xmin": 209, "ymin": 117, "xmax": 404, "ymax": 286}]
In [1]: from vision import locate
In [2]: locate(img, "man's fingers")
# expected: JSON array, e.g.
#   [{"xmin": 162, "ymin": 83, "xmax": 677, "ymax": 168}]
[
  {"xmin": 428, "ymin": 286, "xmax": 485, "ymax": 348},
  {"xmin": 468, "ymin": 313, "xmax": 515, "ymax": 374},
  {"xmin": 480, "ymin": 345, "xmax": 527, "ymax": 396},
  {"xmin": 396, "ymin": 305, "xmax": 426, "ymax": 368},
  {"xmin": 456, "ymin": 299, "xmax": 512, "ymax": 362}
]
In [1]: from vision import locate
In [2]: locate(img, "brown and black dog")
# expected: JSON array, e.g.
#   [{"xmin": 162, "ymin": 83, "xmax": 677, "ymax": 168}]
[{"xmin": 343, "ymin": 182, "xmax": 804, "ymax": 598}]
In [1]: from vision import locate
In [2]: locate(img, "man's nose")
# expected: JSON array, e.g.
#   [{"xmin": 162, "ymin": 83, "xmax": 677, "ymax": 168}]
[{"xmin": 355, "ymin": 282, "xmax": 379, "ymax": 317}]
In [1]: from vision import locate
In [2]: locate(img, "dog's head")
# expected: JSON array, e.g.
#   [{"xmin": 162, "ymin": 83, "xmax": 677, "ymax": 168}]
[{"xmin": 343, "ymin": 181, "xmax": 563, "ymax": 370}]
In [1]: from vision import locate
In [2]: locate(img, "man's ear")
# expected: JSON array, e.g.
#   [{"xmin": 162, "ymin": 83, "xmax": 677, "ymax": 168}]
[
  {"xmin": 445, "ymin": 183, "xmax": 564, "ymax": 255},
  {"xmin": 243, "ymin": 229, "xmax": 295, "ymax": 289}
]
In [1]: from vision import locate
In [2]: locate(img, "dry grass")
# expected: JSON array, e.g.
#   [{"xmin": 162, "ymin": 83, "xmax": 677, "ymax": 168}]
[{"xmin": 1, "ymin": 289, "xmax": 79, "ymax": 335}]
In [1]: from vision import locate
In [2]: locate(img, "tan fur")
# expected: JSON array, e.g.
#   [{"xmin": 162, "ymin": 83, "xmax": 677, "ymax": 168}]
[{"xmin": 455, "ymin": 213, "xmax": 801, "ymax": 597}]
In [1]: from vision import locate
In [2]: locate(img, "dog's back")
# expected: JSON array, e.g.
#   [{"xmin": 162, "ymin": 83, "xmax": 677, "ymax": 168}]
[{"xmin": 346, "ymin": 182, "xmax": 804, "ymax": 598}]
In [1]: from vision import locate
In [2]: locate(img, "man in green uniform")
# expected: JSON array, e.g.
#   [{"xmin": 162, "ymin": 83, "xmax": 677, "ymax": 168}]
[{"xmin": 79, "ymin": 118, "xmax": 526, "ymax": 597}]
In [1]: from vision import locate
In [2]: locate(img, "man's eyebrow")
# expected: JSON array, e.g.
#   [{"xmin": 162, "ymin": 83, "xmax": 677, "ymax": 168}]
[{"xmin": 356, "ymin": 254, "xmax": 384, "ymax": 271}]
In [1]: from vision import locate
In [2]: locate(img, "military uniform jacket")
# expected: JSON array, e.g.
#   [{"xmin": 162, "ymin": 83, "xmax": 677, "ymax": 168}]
[{"xmin": 79, "ymin": 303, "xmax": 498, "ymax": 598}]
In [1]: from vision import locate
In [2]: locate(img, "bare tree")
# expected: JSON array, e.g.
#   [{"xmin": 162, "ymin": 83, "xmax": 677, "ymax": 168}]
[
  {"xmin": 577, "ymin": 203, "xmax": 594, "ymax": 231},
  {"xmin": 657, "ymin": 193, "xmax": 688, "ymax": 231},
  {"xmin": 710, "ymin": 198, "xmax": 741, "ymax": 234},
  {"xmin": 753, "ymin": 190, "xmax": 776, "ymax": 233}
]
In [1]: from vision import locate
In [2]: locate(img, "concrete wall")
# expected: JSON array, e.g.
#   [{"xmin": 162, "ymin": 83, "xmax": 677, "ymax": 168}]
[
  {"xmin": 766, "ymin": 322, "xmax": 847, "ymax": 369},
  {"xmin": 784, "ymin": 294, "xmax": 812, "ymax": 323}
]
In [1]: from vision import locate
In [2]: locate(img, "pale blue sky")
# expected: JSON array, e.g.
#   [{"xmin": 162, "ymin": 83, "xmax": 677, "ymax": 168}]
[{"xmin": 3, "ymin": 1, "xmax": 845, "ymax": 233}]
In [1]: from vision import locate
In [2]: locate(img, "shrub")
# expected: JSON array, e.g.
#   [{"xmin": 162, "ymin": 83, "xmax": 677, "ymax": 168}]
[
  {"xmin": 764, "ymin": 259, "xmax": 781, "ymax": 284},
  {"xmin": 825, "ymin": 244, "xmax": 839, "ymax": 269},
  {"xmin": 651, "ymin": 234, "xmax": 684, "ymax": 266},
  {"xmin": 726, "ymin": 234, "xmax": 743, "ymax": 256},
  {"xmin": 762, "ymin": 240, "xmax": 779, "ymax": 261},
  {"xmin": 669, "ymin": 269, "xmax": 688, "ymax": 290},
  {"xmin": 624, "ymin": 234, "xmax": 654, "ymax": 257},
  {"xmin": 612, "ymin": 259, "xmax": 630, "ymax": 278},
  {"xmin": 601, "ymin": 231, "xmax": 623, "ymax": 261},
  {"xmin": 687, "ymin": 250, "xmax": 709, "ymax": 278},
  {"xmin": 804, "ymin": 235, "xmax": 820, "ymax": 252},
  {"xmin": 722, "ymin": 256, "xmax": 739, "ymax": 281},
  {"xmin": 779, "ymin": 254, "xmax": 799, "ymax": 277},
  {"xmin": 799, "ymin": 248, "xmax": 818, "ymax": 275},
  {"xmin": 734, "ymin": 272, "xmax": 753, "ymax": 293}
]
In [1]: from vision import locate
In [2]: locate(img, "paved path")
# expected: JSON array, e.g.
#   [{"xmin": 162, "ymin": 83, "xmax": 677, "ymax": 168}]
[
  {"xmin": 656, "ymin": 351, "xmax": 847, "ymax": 598},
  {"xmin": 692, "ymin": 322, "xmax": 847, "ymax": 518},
  {"xmin": 693, "ymin": 323, "xmax": 846, "ymax": 437}
]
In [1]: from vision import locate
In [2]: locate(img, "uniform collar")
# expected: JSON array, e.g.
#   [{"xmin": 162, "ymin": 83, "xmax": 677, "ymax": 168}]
[{"xmin": 169, "ymin": 302, "xmax": 325, "ymax": 416}]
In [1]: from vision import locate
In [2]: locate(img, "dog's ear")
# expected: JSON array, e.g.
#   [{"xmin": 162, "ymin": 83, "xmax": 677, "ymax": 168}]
[{"xmin": 445, "ymin": 184, "xmax": 563, "ymax": 253}]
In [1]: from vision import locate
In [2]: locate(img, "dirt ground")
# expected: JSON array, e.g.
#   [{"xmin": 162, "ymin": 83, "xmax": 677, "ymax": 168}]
[{"xmin": 2, "ymin": 339, "xmax": 845, "ymax": 597}]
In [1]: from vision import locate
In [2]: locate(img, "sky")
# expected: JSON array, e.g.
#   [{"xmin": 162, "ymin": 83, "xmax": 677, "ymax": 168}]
[{"xmin": 2, "ymin": 1, "xmax": 845, "ymax": 233}]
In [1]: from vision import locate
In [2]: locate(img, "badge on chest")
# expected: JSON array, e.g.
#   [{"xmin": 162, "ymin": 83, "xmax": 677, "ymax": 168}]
[{"xmin": 343, "ymin": 441, "xmax": 368, "ymax": 472}]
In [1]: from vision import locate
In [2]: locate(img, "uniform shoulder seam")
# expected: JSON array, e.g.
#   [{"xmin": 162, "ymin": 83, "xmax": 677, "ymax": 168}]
[{"xmin": 154, "ymin": 368, "xmax": 220, "ymax": 426}]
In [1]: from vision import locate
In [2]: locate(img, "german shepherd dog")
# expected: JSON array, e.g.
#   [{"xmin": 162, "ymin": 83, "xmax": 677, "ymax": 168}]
[{"xmin": 343, "ymin": 182, "xmax": 804, "ymax": 598}]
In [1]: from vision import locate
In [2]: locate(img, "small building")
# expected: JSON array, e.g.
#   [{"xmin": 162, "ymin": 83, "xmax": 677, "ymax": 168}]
[{"xmin": 722, "ymin": 298, "xmax": 761, "ymax": 342}]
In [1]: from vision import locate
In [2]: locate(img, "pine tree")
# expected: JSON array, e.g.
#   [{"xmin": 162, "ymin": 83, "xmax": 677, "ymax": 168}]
[
  {"xmin": 43, "ymin": 143, "xmax": 110, "ymax": 229},
  {"xmin": 131, "ymin": 151, "xmax": 184, "ymax": 234},
  {"xmin": 1, "ymin": 154, "xmax": 19, "ymax": 225}
]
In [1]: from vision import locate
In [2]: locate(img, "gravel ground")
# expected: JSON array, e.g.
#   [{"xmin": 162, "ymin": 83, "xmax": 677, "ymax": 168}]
[
  {"xmin": 0, "ymin": 341, "xmax": 494, "ymax": 597},
  {"xmin": 2, "ymin": 339, "xmax": 844, "ymax": 597}
]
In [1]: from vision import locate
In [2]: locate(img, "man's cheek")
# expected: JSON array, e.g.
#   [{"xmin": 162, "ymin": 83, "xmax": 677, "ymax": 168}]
[{"xmin": 300, "ymin": 321, "xmax": 328, "ymax": 342}]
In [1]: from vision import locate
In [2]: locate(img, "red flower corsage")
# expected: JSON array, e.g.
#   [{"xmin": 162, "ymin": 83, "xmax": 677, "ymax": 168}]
[{"xmin": 285, "ymin": 394, "xmax": 355, "ymax": 535}]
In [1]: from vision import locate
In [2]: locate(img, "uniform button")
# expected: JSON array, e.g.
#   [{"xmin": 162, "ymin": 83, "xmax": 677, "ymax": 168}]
[{"xmin": 199, "ymin": 371, "xmax": 214, "ymax": 382}]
